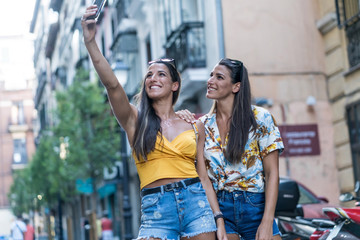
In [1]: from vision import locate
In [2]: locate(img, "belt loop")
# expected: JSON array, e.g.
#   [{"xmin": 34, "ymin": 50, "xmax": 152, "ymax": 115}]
[
  {"xmin": 180, "ymin": 179, "xmax": 187, "ymax": 189},
  {"xmin": 217, "ymin": 190, "xmax": 225, "ymax": 201},
  {"xmin": 160, "ymin": 185, "xmax": 164, "ymax": 194},
  {"xmin": 243, "ymin": 190, "xmax": 247, "ymax": 200}
]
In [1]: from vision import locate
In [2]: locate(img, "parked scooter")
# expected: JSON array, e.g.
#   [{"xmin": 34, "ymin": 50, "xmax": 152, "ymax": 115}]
[
  {"xmin": 275, "ymin": 178, "xmax": 332, "ymax": 240},
  {"xmin": 310, "ymin": 181, "xmax": 360, "ymax": 240}
]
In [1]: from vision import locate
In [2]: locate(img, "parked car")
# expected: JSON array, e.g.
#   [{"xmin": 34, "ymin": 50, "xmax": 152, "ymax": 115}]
[
  {"xmin": 277, "ymin": 177, "xmax": 336, "ymax": 219},
  {"xmin": 296, "ymin": 180, "xmax": 334, "ymax": 219}
]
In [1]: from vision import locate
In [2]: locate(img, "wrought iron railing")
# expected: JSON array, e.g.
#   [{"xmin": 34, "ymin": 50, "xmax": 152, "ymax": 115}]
[
  {"xmin": 346, "ymin": 20, "xmax": 360, "ymax": 68},
  {"xmin": 165, "ymin": 22, "xmax": 206, "ymax": 72},
  {"xmin": 335, "ymin": 0, "xmax": 360, "ymax": 28},
  {"xmin": 335, "ymin": 0, "xmax": 360, "ymax": 68}
]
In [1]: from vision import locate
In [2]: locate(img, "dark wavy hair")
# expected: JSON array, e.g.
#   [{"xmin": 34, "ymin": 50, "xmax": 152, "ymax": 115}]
[
  {"xmin": 132, "ymin": 60, "xmax": 181, "ymax": 161},
  {"xmin": 211, "ymin": 58, "xmax": 257, "ymax": 164}
]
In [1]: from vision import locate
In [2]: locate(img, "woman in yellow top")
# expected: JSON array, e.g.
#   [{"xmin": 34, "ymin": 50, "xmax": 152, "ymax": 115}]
[{"xmin": 81, "ymin": 5, "xmax": 226, "ymax": 240}]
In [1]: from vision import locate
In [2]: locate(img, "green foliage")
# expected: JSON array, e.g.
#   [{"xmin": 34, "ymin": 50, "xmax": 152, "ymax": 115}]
[
  {"xmin": 8, "ymin": 169, "xmax": 36, "ymax": 216},
  {"xmin": 9, "ymin": 67, "xmax": 121, "ymax": 212}
]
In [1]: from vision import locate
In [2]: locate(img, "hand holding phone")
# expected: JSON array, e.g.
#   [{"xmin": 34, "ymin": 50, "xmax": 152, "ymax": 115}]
[{"xmin": 87, "ymin": 0, "xmax": 107, "ymax": 21}]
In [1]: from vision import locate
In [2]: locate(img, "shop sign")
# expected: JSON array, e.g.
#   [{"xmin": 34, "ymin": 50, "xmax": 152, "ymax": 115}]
[{"xmin": 278, "ymin": 124, "xmax": 320, "ymax": 157}]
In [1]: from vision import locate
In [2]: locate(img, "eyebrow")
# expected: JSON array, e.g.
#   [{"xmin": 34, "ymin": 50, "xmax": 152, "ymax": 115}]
[
  {"xmin": 214, "ymin": 72, "xmax": 225, "ymax": 77},
  {"xmin": 146, "ymin": 70, "xmax": 168, "ymax": 75}
]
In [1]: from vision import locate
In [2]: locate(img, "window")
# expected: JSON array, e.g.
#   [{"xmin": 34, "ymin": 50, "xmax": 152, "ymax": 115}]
[
  {"xmin": 115, "ymin": 0, "xmax": 130, "ymax": 24},
  {"xmin": 347, "ymin": 101, "xmax": 360, "ymax": 195},
  {"xmin": 12, "ymin": 138, "xmax": 28, "ymax": 165},
  {"xmin": 0, "ymin": 47, "xmax": 9, "ymax": 63},
  {"xmin": 298, "ymin": 185, "xmax": 320, "ymax": 205},
  {"xmin": 39, "ymin": 103, "xmax": 47, "ymax": 132},
  {"xmin": 11, "ymin": 101, "xmax": 25, "ymax": 125},
  {"xmin": 335, "ymin": 0, "xmax": 360, "ymax": 68},
  {"xmin": 146, "ymin": 36, "xmax": 152, "ymax": 63}
]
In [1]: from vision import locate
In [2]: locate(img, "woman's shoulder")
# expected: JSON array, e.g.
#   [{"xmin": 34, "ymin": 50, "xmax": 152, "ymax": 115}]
[
  {"xmin": 252, "ymin": 105, "xmax": 277, "ymax": 125},
  {"xmin": 173, "ymin": 117, "xmax": 195, "ymax": 131},
  {"xmin": 199, "ymin": 112, "xmax": 215, "ymax": 125}
]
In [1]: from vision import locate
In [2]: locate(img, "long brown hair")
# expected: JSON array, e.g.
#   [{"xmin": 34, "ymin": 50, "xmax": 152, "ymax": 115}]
[
  {"xmin": 213, "ymin": 58, "xmax": 257, "ymax": 163},
  {"xmin": 132, "ymin": 60, "xmax": 181, "ymax": 161}
]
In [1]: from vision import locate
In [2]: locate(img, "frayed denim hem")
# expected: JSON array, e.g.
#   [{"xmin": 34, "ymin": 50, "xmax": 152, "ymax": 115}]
[
  {"xmin": 135, "ymin": 236, "xmax": 178, "ymax": 240},
  {"xmin": 182, "ymin": 229, "xmax": 216, "ymax": 238}
]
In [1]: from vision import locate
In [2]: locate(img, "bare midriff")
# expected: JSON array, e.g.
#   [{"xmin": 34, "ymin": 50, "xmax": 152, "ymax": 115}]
[{"xmin": 143, "ymin": 178, "xmax": 188, "ymax": 189}]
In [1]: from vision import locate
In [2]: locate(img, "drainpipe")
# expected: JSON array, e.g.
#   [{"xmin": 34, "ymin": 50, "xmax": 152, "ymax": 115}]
[{"xmin": 216, "ymin": 0, "xmax": 225, "ymax": 58}]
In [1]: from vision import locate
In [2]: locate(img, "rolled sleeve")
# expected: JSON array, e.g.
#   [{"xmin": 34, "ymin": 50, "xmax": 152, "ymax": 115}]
[{"xmin": 258, "ymin": 112, "xmax": 284, "ymax": 158}]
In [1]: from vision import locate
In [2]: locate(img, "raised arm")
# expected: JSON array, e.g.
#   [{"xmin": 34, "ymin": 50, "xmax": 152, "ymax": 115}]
[
  {"xmin": 195, "ymin": 120, "xmax": 227, "ymax": 240},
  {"xmin": 81, "ymin": 5, "xmax": 137, "ymax": 138}
]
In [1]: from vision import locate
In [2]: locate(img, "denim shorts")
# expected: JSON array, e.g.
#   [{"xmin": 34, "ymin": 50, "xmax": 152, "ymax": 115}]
[
  {"xmin": 217, "ymin": 190, "xmax": 280, "ymax": 240},
  {"xmin": 137, "ymin": 179, "xmax": 217, "ymax": 240}
]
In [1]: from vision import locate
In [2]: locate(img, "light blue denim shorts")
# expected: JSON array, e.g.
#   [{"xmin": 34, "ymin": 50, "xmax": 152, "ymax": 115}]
[
  {"xmin": 217, "ymin": 190, "xmax": 281, "ymax": 240},
  {"xmin": 137, "ymin": 178, "xmax": 217, "ymax": 240}
]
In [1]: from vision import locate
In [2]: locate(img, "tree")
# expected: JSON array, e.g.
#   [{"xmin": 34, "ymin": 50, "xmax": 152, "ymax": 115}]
[
  {"xmin": 9, "ymin": 67, "xmax": 120, "ymax": 218},
  {"xmin": 54, "ymin": 68, "xmax": 120, "ymax": 210}
]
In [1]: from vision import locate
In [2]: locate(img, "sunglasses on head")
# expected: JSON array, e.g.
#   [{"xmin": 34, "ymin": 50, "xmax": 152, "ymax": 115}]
[
  {"xmin": 230, "ymin": 59, "xmax": 243, "ymax": 67},
  {"xmin": 148, "ymin": 58, "xmax": 177, "ymax": 69}
]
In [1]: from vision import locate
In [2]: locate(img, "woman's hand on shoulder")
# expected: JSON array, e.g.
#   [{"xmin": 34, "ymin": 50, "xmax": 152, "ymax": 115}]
[
  {"xmin": 81, "ymin": 5, "xmax": 98, "ymax": 44},
  {"xmin": 175, "ymin": 109, "xmax": 196, "ymax": 123}
]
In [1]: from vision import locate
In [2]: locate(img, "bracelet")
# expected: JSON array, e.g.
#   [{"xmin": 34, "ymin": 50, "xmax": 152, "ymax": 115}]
[{"xmin": 214, "ymin": 211, "xmax": 224, "ymax": 221}]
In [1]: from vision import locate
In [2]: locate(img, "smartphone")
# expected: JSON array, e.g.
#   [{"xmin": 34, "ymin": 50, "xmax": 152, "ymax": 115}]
[{"xmin": 87, "ymin": 0, "xmax": 107, "ymax": 21}]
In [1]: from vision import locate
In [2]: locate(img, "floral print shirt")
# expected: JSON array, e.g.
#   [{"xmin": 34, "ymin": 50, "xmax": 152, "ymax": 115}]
[{"xmin": 200, "ymin": 105, "xmax": 284, "ymax": 193}]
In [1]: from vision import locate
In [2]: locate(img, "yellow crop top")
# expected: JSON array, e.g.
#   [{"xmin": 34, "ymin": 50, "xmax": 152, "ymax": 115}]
[{"xmin": 134, "ymin": 129, "xmax": 199, "ymax": 189}]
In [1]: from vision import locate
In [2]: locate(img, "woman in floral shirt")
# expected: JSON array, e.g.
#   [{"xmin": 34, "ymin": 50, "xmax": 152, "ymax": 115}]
[{"xmin": 179, "ymin": 58, "xmax": 284, "ymax": 240}]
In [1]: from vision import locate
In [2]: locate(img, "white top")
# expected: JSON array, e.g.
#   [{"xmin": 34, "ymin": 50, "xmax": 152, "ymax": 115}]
[{"xmin": 11, "ymin": 220, "xmax": 26, "ymax": 240}]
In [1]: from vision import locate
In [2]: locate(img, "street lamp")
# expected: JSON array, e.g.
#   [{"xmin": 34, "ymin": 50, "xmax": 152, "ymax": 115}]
[
  {"xmin": 111, "ymin": 59, "xmax": 129, "ymax": 86},
  {"xmin": 120, "ymin": 128, "xmax": 132, "ymax": 240},
  {"xmin": 111, "ymin": 59, "xmax": 133, "ymax": 239}
]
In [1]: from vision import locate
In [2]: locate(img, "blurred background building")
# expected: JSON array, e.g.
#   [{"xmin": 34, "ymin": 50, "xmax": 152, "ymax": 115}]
[
  {"xmin": 0, "ymin": 0, "xmax": 359, "ymax": 239},
  {"xmin": 0, "ymin": 30, "xmax": 36, "ymax": 235}
]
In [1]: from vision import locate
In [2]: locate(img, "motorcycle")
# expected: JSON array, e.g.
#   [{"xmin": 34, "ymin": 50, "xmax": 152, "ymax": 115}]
[
  {"xmin": 310, "ymin": 181, "xmax": 360, "ymax": 240},
  {"xmin": 275, "ymin": 178, "xmax": 334, "ymax": 240}
]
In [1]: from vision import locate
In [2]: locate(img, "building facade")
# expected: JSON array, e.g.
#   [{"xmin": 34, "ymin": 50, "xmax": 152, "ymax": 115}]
[
  {"xmin": 0, "ymin": 34, "xmax": 36, "ymax": 235},
  {"xmin": 219, "ymin": 0, "xmax": 341, "ymax": 203},
  {"xmin": 29, "ymin": 0, "xmax": 360, "ymax": 239},
  {"xmin": 317, "ymin": 0, "xmax": 360, "ymax": 197}
]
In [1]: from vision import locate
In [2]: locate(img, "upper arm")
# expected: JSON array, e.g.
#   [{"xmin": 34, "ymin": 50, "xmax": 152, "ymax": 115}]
[
  {"xmin": 106, "ymin": 85, "xmax": 138, "ymax": 137},
  {"xmin": 88, "ymin": 46, "xmax": 138, "ymax": 137},
  {"xmin": 195, "ymin": 120, "xmax": 208, "ymax": 179},
  {"xmin": 263, "ymin": 150, "xmax": 279, "ymax": 178}
]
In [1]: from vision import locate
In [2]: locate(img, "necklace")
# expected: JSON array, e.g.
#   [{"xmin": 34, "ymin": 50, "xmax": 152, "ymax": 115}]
[
  {"xmin": 162, "ymin": 116, "xmax": 176, "ymax": 129},
  {"xmin": 162, "ymin": 118, "xmax": 173, "ymax": 128}
]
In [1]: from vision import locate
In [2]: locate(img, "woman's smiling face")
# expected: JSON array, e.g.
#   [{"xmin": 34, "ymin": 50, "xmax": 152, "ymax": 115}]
[
  {"xmin": 207, "ymin": 64, "xmax": 239, "ymax": 100},
  {"xmin": 145, "ymin": 63, "xmax": 179, "ymax": 101}
]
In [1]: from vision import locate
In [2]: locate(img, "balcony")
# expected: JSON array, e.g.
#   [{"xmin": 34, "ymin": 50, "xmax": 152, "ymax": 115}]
[
  {"xmin": 165, "ymin": 22, "xmax": 206, "ymax": 72},
  {"xmin": 8, "ymin": 124, "xmax": 29, "ymax": 134}
]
